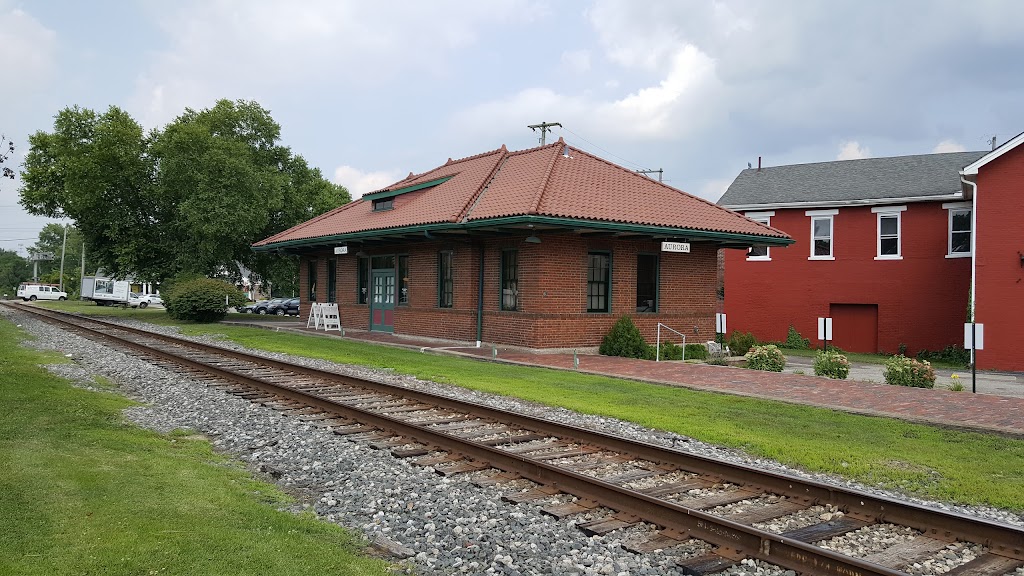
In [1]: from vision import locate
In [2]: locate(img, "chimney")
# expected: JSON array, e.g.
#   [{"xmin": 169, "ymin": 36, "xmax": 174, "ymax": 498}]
[{"xmin": 757, "ymin": 156, "xmax": 762, "ymax": 172}]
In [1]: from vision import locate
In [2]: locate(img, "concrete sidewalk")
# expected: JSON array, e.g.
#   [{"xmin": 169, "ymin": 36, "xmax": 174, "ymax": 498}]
[{"xmin": 781, "ymin": 355, "xmax": 1023, "ymax": 398}]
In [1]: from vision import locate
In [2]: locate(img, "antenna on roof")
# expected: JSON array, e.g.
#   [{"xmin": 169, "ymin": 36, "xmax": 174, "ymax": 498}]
[
  {"xmin": 991, "ymin": 136, "xmax": 997, "ymax": 151},
  {"xmin": 747, "ymin": 162, "xmax": 752, "ymax": 169},
  {"xmin": 636, "ymin": 169, "xmax": 663, "ymax": 182},
  {"xmin": 527, "ymin": 121, "xmax": 562, "ymax": 146}
]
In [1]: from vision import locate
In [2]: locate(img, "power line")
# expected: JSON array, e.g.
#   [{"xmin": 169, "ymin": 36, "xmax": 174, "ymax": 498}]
[{"xmin": 555, "ymin": 126, "xmax": 652, "ymax": 172}]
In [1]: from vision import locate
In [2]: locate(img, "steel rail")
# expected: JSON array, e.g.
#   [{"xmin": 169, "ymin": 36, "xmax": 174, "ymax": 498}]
[{"xmin": 8, "ymin": 302, "xmax": 1024, "ymax": 573}]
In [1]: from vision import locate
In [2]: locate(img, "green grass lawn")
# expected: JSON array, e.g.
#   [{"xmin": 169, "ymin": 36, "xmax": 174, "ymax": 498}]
[
  {"xmin": 0, "ymin": 317, "xmax": 391, "ymax": 575},
  {"xmin": 21, "ymin": 300, "xmax": 1024, "ymax": 511}
]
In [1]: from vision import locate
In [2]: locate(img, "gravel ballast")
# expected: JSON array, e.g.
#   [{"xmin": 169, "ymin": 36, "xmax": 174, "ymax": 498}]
[{"xmin": 6, "ymin": 306, "xmax": 1023, "ymax": 576}]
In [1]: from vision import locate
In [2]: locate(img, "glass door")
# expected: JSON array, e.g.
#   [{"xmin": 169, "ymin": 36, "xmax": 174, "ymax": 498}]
[{"xmin": 369, "ymin": 270, "xmax": 395, "ymax": 333}]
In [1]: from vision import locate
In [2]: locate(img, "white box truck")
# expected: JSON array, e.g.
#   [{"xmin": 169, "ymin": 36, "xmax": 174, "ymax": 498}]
[{"xmin": 81, "ymin": 276, "xmax": 132, "ymax": 306}]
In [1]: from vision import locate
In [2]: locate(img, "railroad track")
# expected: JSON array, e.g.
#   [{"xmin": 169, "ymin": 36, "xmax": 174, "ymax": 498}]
[{"xmin": 7, "ymin": 302, "xmax": 1024, "ymax": 576}]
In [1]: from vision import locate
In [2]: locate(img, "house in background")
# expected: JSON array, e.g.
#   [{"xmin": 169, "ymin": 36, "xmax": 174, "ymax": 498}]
[
  {"xmin": 959, "ymin": 131, "xmax": 1024, "ymax": 372},
  {"xmin": 718, "ymin": 151, "xmax": 987, "ymax": 357},
  {"xmin": 254, "ymin": 139, "xmax": 791, "ymax": 349}
]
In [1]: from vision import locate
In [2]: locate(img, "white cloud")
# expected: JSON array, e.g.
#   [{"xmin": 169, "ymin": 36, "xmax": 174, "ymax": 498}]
[
  {"xmin": 452, "ymin": 43, "xmax": 722, "ymax": 143},
  {"xmin": 836, "ymin": 141, "xmax": 871, "ymax": 160},
  {"xmin": 696, "ymin": 177, "xmax": 734, "ymax": 202},
  {"xmin": 560, "ymin": 49, "xmax": 592, "ymax": 73},
  {"xmin": 129, "ymin": 0, "xmax": 540, "ymax": 128},
  {"xmin": 933, "ymin": 139, "xmax": 967, "ymax": 153},
  {"xmin": 333, "ymin": 165, "xmax": 403, "ymax": 198},
  {"xmin": 0, "ymin": 6, "xmax": 57, "ymax": 110}
]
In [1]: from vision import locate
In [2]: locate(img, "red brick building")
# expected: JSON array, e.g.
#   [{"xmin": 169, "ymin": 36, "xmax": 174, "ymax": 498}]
[
  {"xmin": 718, "ymin": 146, "xmax": 1022, "ymax": 367},
  {"xmin": 960, "ymin": 132, "xmax": 1024, "ymax": 371},
  {"xmin": 254, "ymin": 140, "xmax": 791, "ymax": 349}
]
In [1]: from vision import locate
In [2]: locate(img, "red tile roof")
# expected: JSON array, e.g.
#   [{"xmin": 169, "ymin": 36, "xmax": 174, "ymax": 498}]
[{"xmin": 255, "ymin": 139, "xmax": 788, "ymax": 247}]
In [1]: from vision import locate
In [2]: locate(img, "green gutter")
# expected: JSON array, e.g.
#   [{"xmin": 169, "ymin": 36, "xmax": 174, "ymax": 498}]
[{"xmin": 253, "ymin": 215, "xmax": 794, "ymax": 252}]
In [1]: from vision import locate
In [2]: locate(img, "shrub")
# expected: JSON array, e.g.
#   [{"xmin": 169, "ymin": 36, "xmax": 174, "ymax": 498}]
[
  {"xmin": 164, "ymin": 278, "xmax": 247, "ymax": 323},
  {"xmin": 599, "ymin": 316, "xmax": 649, "ymax": 359},
  {"xmin": 648, "ymin": 341, "xmax": 685, "ymax": 360},
  {"xmin": 883, "ymin": 355, "xmax": 936, "ymax": 388},
  {"xmin": 948, "ymin": 374, "xmax": 965, "ymax": 392},
  {"xmin": 746, "ymin": 344, "xmax": 786, "ymax": 372},
  {"xmin": 684, "ymin": 343, "xmax": 708, "ymax": 361},
  {"xmin": 813, "ymin": 349, "xmax": 850, "ymax": 379},
  {"xmin": 726, "ymin": 331, "xmax": 757, "ymax": 356},
  {"xmin": 784, "ymin": 325, "xmax": 811, "ymax": 349},
  {"xmin": 916, "ymin": 345, "xmax": 970, "ymax": 368}
]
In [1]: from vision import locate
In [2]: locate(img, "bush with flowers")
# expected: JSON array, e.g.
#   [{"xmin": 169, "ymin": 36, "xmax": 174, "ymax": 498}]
[
  {"xmin": 813, "ymin": 348, "xmax": 850, "ymax": 379},
  {"xmin": 883, "ymin": 354, "xmax": 936, "ymax": 388},
  {"xmin": 745, "ymin": 344, "xmax": 786, "ymax": 372}
]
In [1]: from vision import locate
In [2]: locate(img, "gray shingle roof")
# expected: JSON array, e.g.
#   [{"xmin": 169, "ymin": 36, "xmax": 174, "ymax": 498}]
[{"xmin": 718, "ymin": 151, "xmax": 987, "ymax": 208}]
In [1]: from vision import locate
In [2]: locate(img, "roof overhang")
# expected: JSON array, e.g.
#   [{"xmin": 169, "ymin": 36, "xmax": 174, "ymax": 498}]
[
  {"xmin": 252, "ymin": 215, "xmax": 794, "ymax": 254},
  {"xmin": 722, "ymin": 192, "xmax": 964, "ymax": 212}
]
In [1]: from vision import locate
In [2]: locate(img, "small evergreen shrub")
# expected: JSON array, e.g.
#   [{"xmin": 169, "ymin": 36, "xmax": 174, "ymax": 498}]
[
  {"xmin": 784, "ymin": 325, "xmax": 811, "ymax": 349},
  {"xmin": 813, "ymin": 349, "xmax": 850, "ymax": 379},
  {"xmin": 746, "ymin": 344, "xmax": 786, "ymax": 372},
  {"xmin": 165, "ymin": 278, "xmax": 247, "ymax": 323},
  {"xmin": 599, "ymin": 316, "xmax": 649, "ymax": 359},
  {"xmin": 883, "ymin": 355, "xmax": 936, "ymax": 388},
  {"xmin": 684, "ymin": 343, "xmax": 708, "ymax": 361},
  {"xmin": 726, "ymin": 331, "xmax": 757, "ymax": 356}
]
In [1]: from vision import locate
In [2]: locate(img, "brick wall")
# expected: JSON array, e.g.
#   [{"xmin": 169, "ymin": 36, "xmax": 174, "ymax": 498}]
[
  {"xmin": 974, "ymin": 144, "xmax": 1024, "ymax": 371},
  {"xmin": 724, "ymin": 202, "xmax": 971, "ymax": 354},
  {"xmin": 299, "ymin": 233, "xmax": 721, "ymax": 348}
]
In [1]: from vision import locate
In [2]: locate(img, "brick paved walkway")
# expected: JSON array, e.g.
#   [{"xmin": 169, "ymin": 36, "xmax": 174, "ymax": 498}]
[{"xmin": 225, "ymin": 319, "xmax": 1024, "ymax": 437}]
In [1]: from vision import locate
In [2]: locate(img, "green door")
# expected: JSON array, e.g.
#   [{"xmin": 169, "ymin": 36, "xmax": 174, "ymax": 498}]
[{"xmin": 369, "ymin": 270, "xmax": 395, "ymax": 333}]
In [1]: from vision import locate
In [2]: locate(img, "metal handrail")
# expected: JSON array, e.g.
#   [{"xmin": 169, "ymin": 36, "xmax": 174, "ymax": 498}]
[{"xmin": 655, "ymin": 323, "xmax": 686, "ymax": 362}]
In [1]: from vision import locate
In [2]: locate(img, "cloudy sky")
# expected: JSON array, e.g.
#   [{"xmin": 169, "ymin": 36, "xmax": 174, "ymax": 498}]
[{"xmin": 3, "ymin": 0, "xmax": 1024, "ymax": 254}]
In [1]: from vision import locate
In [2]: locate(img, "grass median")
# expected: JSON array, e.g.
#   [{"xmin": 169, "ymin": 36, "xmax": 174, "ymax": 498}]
[
  {"xmin": 0, "ymin": 316, "xmax": 391, "ymax": 575},
  {"xmin": 27, "ymin": 300, "xmax": 1024, "ymax": 511}
]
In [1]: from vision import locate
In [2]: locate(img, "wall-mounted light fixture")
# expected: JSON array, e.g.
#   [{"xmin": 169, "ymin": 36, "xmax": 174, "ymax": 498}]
[
  {"xmin": 355, "ymin": 250, "xmax": 368, "ymax": 257},
  {"xmin": 524, "ymin": 235, "xmax": 541, "ymax": 244},
  {"xmin": 1019, "ymin": 251, "xmax": 1023, "ymax": 268}
]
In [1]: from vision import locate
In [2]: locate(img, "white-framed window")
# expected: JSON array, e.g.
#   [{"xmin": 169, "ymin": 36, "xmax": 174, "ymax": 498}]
[
  {"xmin": 806, "ymin": 209, "xmax": 838, "ymax": 260},
  {"xmin": 871, "ymin": 205, "xmax": 906, "ymax": 260},
  {"xmin": 943, "ymin": 202, "xmax": 972, "ymax": 258},
  {"xmin": 744, "ymin": 211, "xmax": 774, "ymax": 261}
]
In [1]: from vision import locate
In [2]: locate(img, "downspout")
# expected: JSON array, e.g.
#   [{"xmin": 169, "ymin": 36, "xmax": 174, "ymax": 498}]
[
  {"xmin": 476, "ymin": 244, "xmax": 484, "ymax": 348},
  {"xmin": 959, "ymin": 175, "xmax": 978, "ymax": 367}
]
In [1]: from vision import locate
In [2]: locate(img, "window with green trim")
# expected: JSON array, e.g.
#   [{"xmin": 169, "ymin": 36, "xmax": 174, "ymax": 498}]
[
  {"xmin": 636, "ymin": 254, "xmax": 657, "ymax": 312},
  {"xmin": 438, "ymin": 251, "xmax": 453, "ymax": 308},
  {"xmin": 327, "ymin": 258, "xmax": 337, "ymax": 303},
  {"xmin": 357, "ymin": 256, "xmax": 368, "ymax": 304},
  {"xmin": 398, "ymin": 255, "xmax": 409, "ymax": 305},
  {"xmin": 587, "ymin": 252, "xmax": 610, "ymax": 313},
  {"xmin": 501, "ymin": 250, "xmax": 518, "ymax": 311},
  {"xmin": 307, "ymin": 258, "xmax": 318, "ymax": 302}
]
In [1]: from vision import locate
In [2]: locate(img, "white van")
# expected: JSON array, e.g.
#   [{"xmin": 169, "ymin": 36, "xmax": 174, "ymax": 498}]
[{"xmin": 16, "ymin": 283, "xmax": 68, "ymax": 301}]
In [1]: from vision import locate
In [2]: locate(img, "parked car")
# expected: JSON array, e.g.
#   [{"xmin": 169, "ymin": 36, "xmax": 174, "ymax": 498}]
[
  {"xmin": 237, "ymin": 300, "xmax": 268, "ymax": 313},
  {"xmin": 128, "ymin": 293, "xmax": 163, "ymax": 309},
  {"xmin": 252, "ymin": 298, "xmax": 286, "ymax": 315},
  {"xmin": 265, "ymin": 297, "xmax": 300, "ymax": 316}
]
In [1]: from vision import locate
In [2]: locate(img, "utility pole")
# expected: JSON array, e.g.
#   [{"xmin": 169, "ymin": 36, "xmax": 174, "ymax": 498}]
[
  {"xmin": 527, "ymin": 121, "xmax": 562, "ymax": 146},
  {"xmin": 636, "ymin": 169, "xmax": 664, "ymax": 182},
  {"xmin": 59, "ymin": 224, "xmax": 68, "ymax": 291}
]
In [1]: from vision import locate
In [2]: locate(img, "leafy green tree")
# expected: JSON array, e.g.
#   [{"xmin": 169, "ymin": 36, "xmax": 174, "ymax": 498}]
[
  {"xmin": 1, "ymin": 135, "xmax": 14, "ymax": 186},
  {"xmin": 28, "ymin": 223, "xmax": 96, "ymax": 295},
  {"xmin": 19, "ymin": 100, "xmax": 349, "ymax": 287},
  {"xmin": 0, "ymin": 249, "xmax": 31, "ymax": 296}
]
